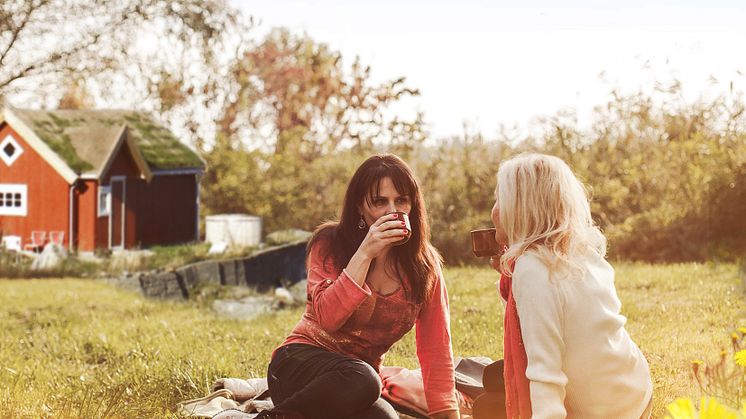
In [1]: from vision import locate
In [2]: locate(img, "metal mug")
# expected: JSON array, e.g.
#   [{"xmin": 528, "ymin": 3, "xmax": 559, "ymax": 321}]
[
  {"xmin": 388, "ymin": 211, "xmax": 411, "ymax": 245},
  {"xmin": 470, "ymin": 228, "xmax": 501, "ymax": 257}
]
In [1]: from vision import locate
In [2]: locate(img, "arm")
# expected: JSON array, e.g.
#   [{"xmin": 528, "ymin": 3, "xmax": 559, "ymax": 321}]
[
  {"xmin": 512, "ymin": 255, "xmax": 568, "ymax": 419},
  {"xmin": 415, "ymin": 263, "xmax": 460, "ymax": 418},
  {"xmin": 344, "ymin": 212, "xmax": 409, "ymax": 288},
  {"xmin": 307, "ymin": 242, "xmax": 371, "ymax": 333},
  {"xmin": 311, "ymin": 214, "xmax": 409, "ymax": 332}
]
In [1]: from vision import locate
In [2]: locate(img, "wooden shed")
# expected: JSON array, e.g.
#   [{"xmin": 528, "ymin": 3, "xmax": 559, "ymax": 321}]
[{"xmin": 0, "ymin": 106, "xmax": 205, "ymax": 252}]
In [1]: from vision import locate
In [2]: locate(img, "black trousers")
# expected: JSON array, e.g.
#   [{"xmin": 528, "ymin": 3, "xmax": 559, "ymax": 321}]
[{"xmin": 267, "ymin": 343, "xmax": 398, "ymax": 419}]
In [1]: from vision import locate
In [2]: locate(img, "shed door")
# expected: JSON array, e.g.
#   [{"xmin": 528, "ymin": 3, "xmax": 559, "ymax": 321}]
[{"xmin": 110, "ymin": 177, "xmax": 126, "ymax": 249}]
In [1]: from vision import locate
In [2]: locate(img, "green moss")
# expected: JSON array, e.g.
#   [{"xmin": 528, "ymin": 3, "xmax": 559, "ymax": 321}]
[
  {"xmin": 30, "ymin": 116, "xmax": 94, "ymax": 172},
  {"xmin": 125, "ymin": 115, "xmax": 203, "ymax": 170},
  {"xmin": 45, "ymin": 133, "xmax": 94, "ymax": 172},
  {"xmin": 48, "ymin": 113, "xmax": 73, "ymax": 129},
  {"xmin": 23, "ymin": 110, "xmax": 202, "ymax": 173}
]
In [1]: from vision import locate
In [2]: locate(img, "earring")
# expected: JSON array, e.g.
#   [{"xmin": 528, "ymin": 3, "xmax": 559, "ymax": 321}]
[{"xmin": 357, "ymin": 216, "xmax": 367, "ymax": 230}]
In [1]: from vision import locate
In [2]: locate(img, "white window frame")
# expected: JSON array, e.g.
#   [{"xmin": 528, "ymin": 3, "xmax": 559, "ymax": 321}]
[
  {"xmin": 98, "ymin": 185, "xmax": 111, "ymax": 217},
  {"xmin": 0, "ymin": 184, "xmax": 28, "ymax": 216},
  {"xmin": 0, "ymin": 135, "xmax": 24, "ymax": 167}
]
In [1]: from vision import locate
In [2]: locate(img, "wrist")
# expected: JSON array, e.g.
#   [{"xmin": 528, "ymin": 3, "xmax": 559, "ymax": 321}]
[{"xmin": 356, "ymin": 244, "xmax": 375, "ymax": 261}]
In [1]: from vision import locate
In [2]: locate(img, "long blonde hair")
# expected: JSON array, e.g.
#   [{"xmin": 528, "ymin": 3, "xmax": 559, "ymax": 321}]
[{"xmin": 497, "ymin": 153, "xmax": 606, "ymax": 277}]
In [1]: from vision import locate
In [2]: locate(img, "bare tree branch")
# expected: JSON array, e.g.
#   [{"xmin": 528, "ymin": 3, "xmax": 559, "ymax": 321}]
[{"xmin": 0, "ymin": 1, "xmax": 45, "ymax": 68}]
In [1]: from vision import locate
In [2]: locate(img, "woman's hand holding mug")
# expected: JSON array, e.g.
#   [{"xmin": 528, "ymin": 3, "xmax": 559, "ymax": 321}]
[{"xmin": 359, "ymin": 213, "xmax": 409, "ymax": 258}]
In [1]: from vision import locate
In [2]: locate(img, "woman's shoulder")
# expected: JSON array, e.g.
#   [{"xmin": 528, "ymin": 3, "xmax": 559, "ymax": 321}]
[
  {"xmin": 306, "ymin": 225, "xmax": 340, "ymax": 269},
  {"xmin": 308, "ymin": 224, "xmax": 337, "ymax": 251},
  {"xmin": 514, "ymin": 251, "xmax": 550, "ymax": 277}
]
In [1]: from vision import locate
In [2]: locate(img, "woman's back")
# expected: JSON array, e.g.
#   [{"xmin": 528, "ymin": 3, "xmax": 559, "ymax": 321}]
[{"xmin": 512, "ymin": 250, "xmax": 653, "ymax": 418}]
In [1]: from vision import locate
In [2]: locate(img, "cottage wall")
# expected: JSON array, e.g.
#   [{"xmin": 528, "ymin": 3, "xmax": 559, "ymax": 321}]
[
  {"xmin": 74, "ymin": 180, "xmax": 97, "ymax": 251},
  {"xmin": 0, "ymin": 124, "xmax": 70, "ymax": 248},
  {"xmin": 137, "ymin": 174, "xmax": 199, "ymax": 246},
  {"xmin": 1, "ymin": 117, "xmax": 202, "ymax": 253},
  {"xmin": 98, "ymin": 141, "xmax": 141, "ymax": 249}
]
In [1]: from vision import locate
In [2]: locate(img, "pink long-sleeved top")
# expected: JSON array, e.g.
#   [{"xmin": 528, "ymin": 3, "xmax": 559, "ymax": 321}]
[{"xmin": 277, "ymin": 240, "xmax": 459, "ymax": 415}]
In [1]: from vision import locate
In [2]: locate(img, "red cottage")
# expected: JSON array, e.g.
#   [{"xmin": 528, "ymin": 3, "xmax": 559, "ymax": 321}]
[{"xmin": 0, "ymin": 107, "xmax": 205, "ymax": 252}]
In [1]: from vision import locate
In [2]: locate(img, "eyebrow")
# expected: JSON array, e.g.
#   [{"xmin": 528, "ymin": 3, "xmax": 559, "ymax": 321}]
[{"xmin": 372, "ymin": 193, "xmax": 409, "ymax": 199}]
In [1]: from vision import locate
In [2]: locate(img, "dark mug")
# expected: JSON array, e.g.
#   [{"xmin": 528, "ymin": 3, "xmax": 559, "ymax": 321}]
[
  {"xmin": 470, "ymin": 228, "xmax": 501, "ymax": 257},
  {"xmin": 388, "ymin": 211, "xmax": 411, "ymax": 245}
]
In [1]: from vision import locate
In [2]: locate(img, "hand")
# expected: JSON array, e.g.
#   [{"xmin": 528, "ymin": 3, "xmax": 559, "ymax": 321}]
[
  {"xmin": 358, "ymin": 213, "xmax": 409, "ymax": 259},
  {"xmin": 490, "ymin": 244, "xmax": 508, "ymax": 274},
  {"xmin": 431, "ymin": 410, "xmax": 460, "ymax": 419},
  {"xmin": 490, "ymin": 255, "xmax": 502, "ymax": 273}
]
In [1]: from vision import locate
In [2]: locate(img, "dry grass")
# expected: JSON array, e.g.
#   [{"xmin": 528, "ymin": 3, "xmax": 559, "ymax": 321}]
[{"xmin": 0, "ymin": 262, "xmax": 743, "ymax": 418}]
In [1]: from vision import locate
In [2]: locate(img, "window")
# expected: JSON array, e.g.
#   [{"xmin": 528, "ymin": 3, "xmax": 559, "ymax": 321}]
[
  {"xmin": 98, "ymin": 186, "xmax": 111, "ymax": 217},
  {"xmin": 0, "ymin": 135, "xmax": 23, "ymax": 166},
  {"xmin": 0, "ymin": 184, "xmax": 27, "ymax": 216}
]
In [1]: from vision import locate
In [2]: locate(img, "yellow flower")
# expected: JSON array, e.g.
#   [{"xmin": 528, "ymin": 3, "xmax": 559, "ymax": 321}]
[
  {"xmin": 667, "ymin": 398, "xmax": 743, "ymax": 419},
  {"xmin": 698, "ymin": 397, "xmax": 738, "ymax": 419},
  {"xmin": 666, "ymin": 398, "xmax": 697, "ymax": 419},
  {"xmin": 735, "ymin": 349, "xmax": 746, "ymax": 367},
  {"xmin": 737, "ymin": 327, "xmax": 746, "ymax": 335}
]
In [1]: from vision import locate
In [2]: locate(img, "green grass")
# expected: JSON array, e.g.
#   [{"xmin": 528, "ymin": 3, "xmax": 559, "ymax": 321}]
[{"xmin": 0, "ymin": 263, "xmax": 743, "ymax": 418}]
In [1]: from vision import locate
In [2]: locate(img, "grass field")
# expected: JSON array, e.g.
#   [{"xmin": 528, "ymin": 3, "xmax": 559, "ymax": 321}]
[{"xmin": 0, "ymin": 263, "xmax": 743, "ymax": 418}]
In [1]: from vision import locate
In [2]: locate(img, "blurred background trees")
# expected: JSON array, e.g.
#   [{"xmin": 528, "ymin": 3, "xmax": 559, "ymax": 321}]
[{"xmin": 2, "ymin": 1, "xmax": 744, "ymax": 264}]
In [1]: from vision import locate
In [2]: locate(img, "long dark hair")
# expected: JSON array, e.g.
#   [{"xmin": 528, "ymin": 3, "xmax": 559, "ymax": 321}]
[{"xmin": 307, "ymin": 154, "xmax": 440, "ymax": 304}]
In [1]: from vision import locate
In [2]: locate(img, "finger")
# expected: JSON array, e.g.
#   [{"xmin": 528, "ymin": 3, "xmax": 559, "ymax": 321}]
[
  {"xmin": 378, "ymin": 228, "xmax": 408, "ymax": 240},
  {"xmin": 379, "ymin": 219, "xmax": 408, "ymax": 231},
  {"xmin": 395, "ymin": 228, "xmax": 410, "ymax": 238},
  {"xmin": 372, "ymin": 212, "xmax": 399, "ymax": 228},
  {"xmin": 489, "ymin": 255, "xmax": 500, "ymax": 268}
]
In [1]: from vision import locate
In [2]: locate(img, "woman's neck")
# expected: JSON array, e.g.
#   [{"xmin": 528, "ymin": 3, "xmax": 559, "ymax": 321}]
[{"xmin": 372, "ymin": 249, "xmax": 393, "ymax": 271}]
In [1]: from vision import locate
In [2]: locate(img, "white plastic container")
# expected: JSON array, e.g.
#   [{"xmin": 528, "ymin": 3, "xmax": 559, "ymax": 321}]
[{"xmin": 205, "ymin": 214, "xmax": 262, "ymax": 247}]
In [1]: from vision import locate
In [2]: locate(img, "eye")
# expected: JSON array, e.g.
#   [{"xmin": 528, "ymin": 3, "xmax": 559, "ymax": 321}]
[
  {"xmin": 396, "ymin": 196, "xmax": 410, "ymax": 205},
  {"xmin": 373, "ymin": 198, "xmax": 387, "ymax": 206}
]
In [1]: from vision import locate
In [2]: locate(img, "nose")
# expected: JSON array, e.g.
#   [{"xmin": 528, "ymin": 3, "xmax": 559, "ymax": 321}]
[{"xmin": 386, "ymin": 200, "xmax": 399, "ymax": 213}]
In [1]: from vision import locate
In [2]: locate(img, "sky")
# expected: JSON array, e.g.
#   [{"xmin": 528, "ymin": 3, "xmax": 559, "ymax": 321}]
[{"xmin": 232, "ymin": 0, "xmax": 746, "ymax": 140}]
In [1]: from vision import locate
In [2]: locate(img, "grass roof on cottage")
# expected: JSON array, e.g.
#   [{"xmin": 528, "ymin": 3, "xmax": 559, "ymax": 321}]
[{"xmin": 12, "ymin": 109, "xmax": 204, "ymax": 174}]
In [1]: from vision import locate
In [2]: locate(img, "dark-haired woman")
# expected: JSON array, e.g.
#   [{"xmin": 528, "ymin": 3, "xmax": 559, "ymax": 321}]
[{"xmin": 260, "ymin": 154, "xmax": 460, "ymax": 419}]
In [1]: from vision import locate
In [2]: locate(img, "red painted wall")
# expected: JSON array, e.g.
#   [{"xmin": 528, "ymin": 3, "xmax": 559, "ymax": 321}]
[
  {"xmin": 1, "ymin": 123, "xmax": 200, "ymax": 252},
  {"xmin": 98, "ymin": 142, "xmax": 141, "ymax": 249},
  {"xmin": 137, "ymin": 174, "xmax": 198, "ymax": 246},
  {"xmin": 75, "ymin": 180, "xmax": 98, "ymax": 251},
  {"xmin": 80, "ymin": 143, "xmax": 200, "ymax": 251},
  {"xmin": 0, "ymin": 124, "xmax": 70, "ymax": 248}
]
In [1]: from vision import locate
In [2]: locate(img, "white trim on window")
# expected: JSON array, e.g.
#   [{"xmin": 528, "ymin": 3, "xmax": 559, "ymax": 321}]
[
  {"xmin": 98, "ymin": 185, "xmax": 111, "ymax": 217},
  {"xmin": 0, "ymin": 184, "xmax": 27, "ymax": 216},
  {"xmin": 0, "ymin": 135, "xmax": 24, "ymax": 166}
]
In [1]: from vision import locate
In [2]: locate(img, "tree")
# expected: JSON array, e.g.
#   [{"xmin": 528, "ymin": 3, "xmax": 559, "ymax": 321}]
[
  {"xmin": 57, "ymin": 78, "xmax": 94, "ymax": 109},
  {"xmin": 0, "ymin": 0, "xmax": 252, "ymax": 147},
  {"xmin": 202, "ymin": 29, "xmax": 427, "ymax": 232},
  {"xmin": 1, "ymin": 0, "xmax": 227, "ymax": 92},
  {"xmin": 217, "ymin": 28, "xmax": 424, "ymax": 159}
]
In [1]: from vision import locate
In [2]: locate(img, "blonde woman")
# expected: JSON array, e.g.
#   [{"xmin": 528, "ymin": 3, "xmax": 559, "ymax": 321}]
[{"xmin": 489, "ymin": 153, "xmax": 652, "ymax": 419}]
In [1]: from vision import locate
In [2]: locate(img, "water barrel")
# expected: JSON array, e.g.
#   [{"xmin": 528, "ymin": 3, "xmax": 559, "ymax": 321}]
[{"xmin": 205, "ymin": 214, "xmax": 262, "ymax": 246}]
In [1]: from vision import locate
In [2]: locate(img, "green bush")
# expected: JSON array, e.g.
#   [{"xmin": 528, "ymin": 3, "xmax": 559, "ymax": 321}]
[{"xmin": 201, "ymin": 87, "xmax": 746, "ymax": 264}]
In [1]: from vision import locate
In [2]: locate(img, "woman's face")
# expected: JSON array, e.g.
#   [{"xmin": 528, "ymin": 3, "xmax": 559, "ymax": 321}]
[
  {"xmin": 491, "ymin": 193, "xmax": 509, "ymax": 246},
  {"xmin": 360, "ymin": 177, "xmax": 412, "ymax": 225}
]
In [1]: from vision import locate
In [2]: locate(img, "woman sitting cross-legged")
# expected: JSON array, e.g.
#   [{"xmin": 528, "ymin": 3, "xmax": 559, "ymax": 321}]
[
  {"xmin": 258, "ymin": 154, "xmax": 460, "ymax": 419},
  {"xmin": 487, "ymin": 153, "xmax": 653, "ymax": 419}
]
